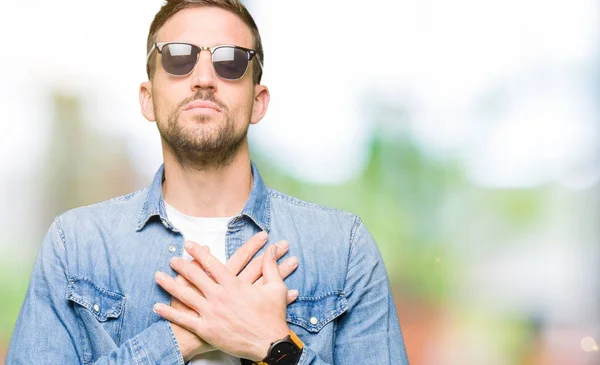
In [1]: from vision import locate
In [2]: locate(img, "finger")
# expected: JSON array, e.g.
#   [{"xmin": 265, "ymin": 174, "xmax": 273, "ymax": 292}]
[
  {"xmin": 255, "ymin": 256, "xmax": 298, "ymax": 285},
  {"xmin": 171, "ymin": 296, "xmax": 199, "ymax": 316},
  {"xmin": 287, "ymin": 289, "xmax": 299, "ymax": 305},
  {"xmin": 238, "ymin": 240, "xmax": 289, "ymax": 283},
  {"xmin": 155, "ymin": 271, "xmax": 207, "ymax": 313},
  {"xmin": 174, "ymin": 274, "xmax": 190, "ymax": 285},
  {"xmin": 225, "ymin": 231, "xmax": 269, "ymax": 275},
  {"xmin": 261, "ymin": 245, "xmax": 282, "ymax": 284},
  {"xmin": 171, "ymin": 270, "xmax": 205, "ymax": 315},
  {"xmin": 185, "ymin": 241, "xmax": 236, "ymax": 287},
  {"xmin": 169, "ymin": 256, "xmax": 217, "ymax": 296},
  {"xmin": 175, "ymin": 263, "xmax": 205, "ymax": 290},
  {"xmin": 153, "ymin": 302, "xmax": 203, "ymax": 334}
]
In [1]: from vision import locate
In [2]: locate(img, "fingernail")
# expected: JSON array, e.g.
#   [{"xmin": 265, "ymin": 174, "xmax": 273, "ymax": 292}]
[
  {"xmin": 170, "ymin": 256, "xmax": 178, "ymax": 265},
  {"xmin": 286, "ymin": 256, "xmax": 298, "ymax": 267},
  {"xmin": 155, "ymin": 271, "xmax": 166, "ymax": 282},
  {"xmin": 153, "ymin": 303, "xmax": 164, "ymax": 313},
  {"xmin": 185, "ymin": 241, "xmax": 193, "ymax": 250},
  {"xmin": 277, "ymin": 240, "xmax": 289, "ymax": 250},
  {"xmin": 259, "ymin": 231, "xmax": 268, "ymax": 240},
  {"xmin": 289, "ymin": 289, "xmax": 298, "ymax": 299}
]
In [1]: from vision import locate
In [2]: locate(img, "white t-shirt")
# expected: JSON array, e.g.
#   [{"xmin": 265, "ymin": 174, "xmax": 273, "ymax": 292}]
[{"xmin": 164, "ymin": 201, "xmax": 239, "ymax": 365}]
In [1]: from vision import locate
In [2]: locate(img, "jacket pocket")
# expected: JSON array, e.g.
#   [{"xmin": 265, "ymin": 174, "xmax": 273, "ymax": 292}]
[
  {"xmin": 66, "ymin": 277, "xmax": 126, "ymax": 358},
  {"xmin": 286, "ymin": 291, "xmax": 348, "ymax": 333},
  {"xmin": 67, "ymin": 278, "xmax": 125, "ymax": 322}
]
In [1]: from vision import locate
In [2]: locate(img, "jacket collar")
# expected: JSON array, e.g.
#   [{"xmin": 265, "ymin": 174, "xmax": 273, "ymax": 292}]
[{"xmin": 136, "ymin": 161, "xmax": 271, "ymax": 232}]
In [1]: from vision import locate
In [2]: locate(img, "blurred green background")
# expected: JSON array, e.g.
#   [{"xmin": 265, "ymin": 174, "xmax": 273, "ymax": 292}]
[{"xmin": 1, "ymin": 1, "xmax": 599, "ymax": 364}]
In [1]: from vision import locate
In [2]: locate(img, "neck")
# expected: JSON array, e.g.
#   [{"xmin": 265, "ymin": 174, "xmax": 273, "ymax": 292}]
[{"xmin": 162, "ymin": 143, "xmax": 253, "ymax": 218}]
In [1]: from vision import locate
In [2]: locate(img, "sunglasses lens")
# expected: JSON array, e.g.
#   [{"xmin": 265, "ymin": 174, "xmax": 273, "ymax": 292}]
[
  {"xmin": 212, "ymin": 47, "xmax": 250, "ymax": 80},
  {"xmin": 161, "ymin": 43, "xmax": 197, "ymax": 76}
]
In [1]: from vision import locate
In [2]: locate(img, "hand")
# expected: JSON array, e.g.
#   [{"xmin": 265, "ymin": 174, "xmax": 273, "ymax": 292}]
[
  {"xmin": 165, "ymin": 232, "xmax": 299, "ymax": 361},
  {"xmin": 154, "ymin": 241, "xmax": 291, "ymax": 361},
  {"xmin": 169, "ymin": 277, "xmax": 215, "ymax": 359}
]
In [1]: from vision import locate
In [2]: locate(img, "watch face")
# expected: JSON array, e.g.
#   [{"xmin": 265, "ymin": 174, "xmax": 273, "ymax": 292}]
[{"xmin": 266, "ymin": 341, "xmax": 301, "ymax": 365}]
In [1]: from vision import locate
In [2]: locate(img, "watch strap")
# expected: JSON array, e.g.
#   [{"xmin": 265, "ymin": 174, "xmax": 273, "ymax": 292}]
[
  {"xmin": 288, "ymin": 330, "xmax": 304, "ymax": 350},
  {"xmin": 246, "ymin": 330, "xmax": 304, "ymax": 365}
]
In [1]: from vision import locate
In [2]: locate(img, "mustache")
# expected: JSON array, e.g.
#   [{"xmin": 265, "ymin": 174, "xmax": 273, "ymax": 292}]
[{"xmin": 177, "ymin": 90, "xmax": 228, "ymax": 112}]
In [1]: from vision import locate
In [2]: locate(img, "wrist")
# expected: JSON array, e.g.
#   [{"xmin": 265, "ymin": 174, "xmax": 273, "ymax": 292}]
[
  {"xmin": 247, "ymin": 329, "xmax": 304, "ymax": 365},
  {"xmin": 181, "ymin": 345, "xmax": 198, "ymax": 363},
  {"xmin": 178, "ymin": 339, "xmax": 198, "ymax": 362},
  {"xmin": 251, "ymin": 325, "xmax": 291, "ymax": 361},
  {"xmin": 171, "ymin": 323, "xmax": 201, "ymax": 362}
]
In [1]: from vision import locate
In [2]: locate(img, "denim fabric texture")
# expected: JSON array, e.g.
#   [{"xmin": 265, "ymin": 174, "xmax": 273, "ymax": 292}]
[{"xmin": 7, "ymin": 162, "xmax": 409, "ymax": 364}]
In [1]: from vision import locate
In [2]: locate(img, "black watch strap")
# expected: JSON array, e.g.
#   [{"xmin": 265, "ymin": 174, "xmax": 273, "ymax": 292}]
[{"xmin": 240, "ymin": 330, "xmax": 304, "ymax": 365}]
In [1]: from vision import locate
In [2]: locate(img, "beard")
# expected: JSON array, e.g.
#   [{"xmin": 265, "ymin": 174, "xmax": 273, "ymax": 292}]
[{"xmin": 156, "ymin": 90, "xmax": 249, "ymax": 171}]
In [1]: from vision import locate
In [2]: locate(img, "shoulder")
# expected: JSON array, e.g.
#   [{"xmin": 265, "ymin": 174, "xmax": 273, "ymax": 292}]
[
  {"xmin": 267, "ymin": 187, "xmax": 359, "ymax": 224},
  {"xmin": 56, "ymin": 187, "xmax": 149, "ymax": 236},
  {"xmin": 266, "ymin": 187, "xmax": 365, "ymax": 247}
]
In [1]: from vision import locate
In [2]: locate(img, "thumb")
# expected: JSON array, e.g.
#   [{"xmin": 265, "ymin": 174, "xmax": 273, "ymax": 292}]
[{"xmin": 261, "ymin": 245, "xmax": 281, "ymax": 283}]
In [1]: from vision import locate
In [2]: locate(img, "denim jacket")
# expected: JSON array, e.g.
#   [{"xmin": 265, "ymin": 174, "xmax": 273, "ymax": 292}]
[{"xmin": 7, "ymin": 163, "xmax": 409, "ymax": 364}]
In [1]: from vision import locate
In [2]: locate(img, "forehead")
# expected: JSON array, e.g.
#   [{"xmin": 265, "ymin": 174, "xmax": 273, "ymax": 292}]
[{"xmin": 157, "ymin": 7, "xmax": 254, "ymax": 49}]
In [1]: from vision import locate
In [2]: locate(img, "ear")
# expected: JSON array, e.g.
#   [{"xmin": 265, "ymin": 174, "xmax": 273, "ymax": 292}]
[
  {"xmin": 139, "ymin": 81, "xmax": 156, "ymax": 122},
  {"xmin": 250, "ymin": 84, "xmax": 270, "ymax": 125}
]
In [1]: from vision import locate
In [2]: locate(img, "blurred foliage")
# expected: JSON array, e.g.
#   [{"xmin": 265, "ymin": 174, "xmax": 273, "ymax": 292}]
[{"xmin": 0, "ymin": 258, "xmax": 32, "ymax": 345}]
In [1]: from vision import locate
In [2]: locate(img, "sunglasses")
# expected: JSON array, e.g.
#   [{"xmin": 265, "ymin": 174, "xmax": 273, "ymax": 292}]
[{"xmin": 147, "ymin": 42, "xmax": 262, "ymax": 80}]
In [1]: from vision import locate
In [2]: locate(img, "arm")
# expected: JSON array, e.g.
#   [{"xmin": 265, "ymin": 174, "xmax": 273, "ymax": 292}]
[
  {"xmin": 330, "ymin": 218, "xmax": 409, "ymax": 364},
  {"xmin": 6, "ymin": 217, "xmax": 185, "ymax": 365}
]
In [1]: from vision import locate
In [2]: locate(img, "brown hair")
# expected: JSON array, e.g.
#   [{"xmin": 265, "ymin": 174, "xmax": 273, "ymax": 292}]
[{"xmin": 146, "ymin": 0, "xmax": 264, "ymax": 84}]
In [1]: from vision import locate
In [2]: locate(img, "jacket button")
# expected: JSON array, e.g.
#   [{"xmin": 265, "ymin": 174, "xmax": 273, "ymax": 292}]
[
  {"xmin": 310, "ymin": 317, "xmax": 318, "ymax": 325},
  {"xmin": 168, "ymin": 245, "xmax": 176, "ymax": 253},
  {"xmin": 93, "ymin": 304, "xmax": 100, "ymax": 312}
]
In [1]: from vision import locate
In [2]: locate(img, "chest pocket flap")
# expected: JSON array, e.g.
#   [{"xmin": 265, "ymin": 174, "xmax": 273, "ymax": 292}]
[
  {"xmin": 66, "ymin": 278, "xmax": 125, "ymax": 322},
  {"xmin": 286, "ymin": 291, "xmax": 348, "ymax": 333}
]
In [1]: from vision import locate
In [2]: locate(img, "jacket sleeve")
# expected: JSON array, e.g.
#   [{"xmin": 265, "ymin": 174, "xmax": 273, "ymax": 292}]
[
  {"xmin": 6, "ymin": 217, "xmax": 185, "ymax": 365},
  {"xmin": 297, "ymin": 218, "xmax": 410, "ymax": 365}
]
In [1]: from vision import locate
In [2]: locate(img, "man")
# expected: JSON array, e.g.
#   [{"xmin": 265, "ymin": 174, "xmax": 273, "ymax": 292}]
[{"xmin": 7, "ymin": 0, "xmax": 409, "ymax": 364}]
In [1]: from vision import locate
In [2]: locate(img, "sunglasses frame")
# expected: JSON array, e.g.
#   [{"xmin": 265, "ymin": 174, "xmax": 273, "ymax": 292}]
[{"xmin": 146, "ymin": 42, "xmax": 263, "ymax": 80}]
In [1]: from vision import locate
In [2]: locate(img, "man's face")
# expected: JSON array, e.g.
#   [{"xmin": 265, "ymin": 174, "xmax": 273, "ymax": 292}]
[{"xmin": 140, "ymin": 7, "xmax": 268, "ymax": 169}]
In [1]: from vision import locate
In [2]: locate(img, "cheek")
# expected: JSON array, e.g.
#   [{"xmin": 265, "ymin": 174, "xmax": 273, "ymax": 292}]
[
  {"xmin": 152, "ymin": 79, "xmax": 187, "ymax": 119},
  {"xmin": 229, "ymin": 93, "xmax": 254, "ymax": 119},
  {"xmin": 153, "ymin": 93, "xmax": 178, "ymax": 122}
]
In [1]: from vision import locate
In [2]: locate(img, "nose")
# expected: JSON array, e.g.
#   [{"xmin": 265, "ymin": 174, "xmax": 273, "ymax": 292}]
[{"xmin": 189, "ymin": 49, "xmax": 218, "ymax": 92}]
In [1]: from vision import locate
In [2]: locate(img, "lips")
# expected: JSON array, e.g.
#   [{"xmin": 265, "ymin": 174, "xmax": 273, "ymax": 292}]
[{"xmin": 183, "ymin": 100, "xmax": 222, "ymax": 113}]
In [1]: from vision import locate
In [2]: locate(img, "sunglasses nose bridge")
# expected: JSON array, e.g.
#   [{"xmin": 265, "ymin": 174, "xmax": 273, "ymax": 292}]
[
  {"xmin": 190, "ymin": 47, "xmax": 219, "ymax": 85},
  {"xmin": 197, "ymin": 46, "xmax": 217, "ymax": 67},
  {"xmin": 195, "ymin": 46, "xmax": 213, "ymax": 60}
]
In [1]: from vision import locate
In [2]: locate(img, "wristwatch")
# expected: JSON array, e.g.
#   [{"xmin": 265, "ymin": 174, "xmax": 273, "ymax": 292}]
[{"xmin": 241, "ymin": 330, "xmax": 304, "ymax": 365}]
